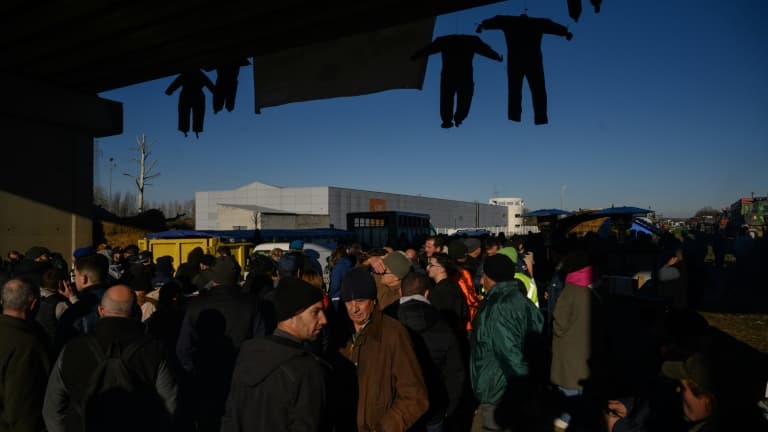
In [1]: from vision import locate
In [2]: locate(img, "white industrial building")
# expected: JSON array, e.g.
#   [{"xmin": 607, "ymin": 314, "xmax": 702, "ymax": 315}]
[
  {"xmin": 488, "ymin": 197, "xmax": 538, "ymax": 234},
  {"xmin": 195, "ymin": 182, "xmax": 534, "ymax": 234}
]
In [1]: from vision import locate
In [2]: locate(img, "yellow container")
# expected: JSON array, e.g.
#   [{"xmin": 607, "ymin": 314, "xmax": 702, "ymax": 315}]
[
  {"xmin": 138, "ymin": 237, "xmax": 216, "ymax": 272},
  {"xmin": 214, "ymin": 242, "xmax": 254, "ymax": 273},
  {"xmin": 138, "ymin": 237, "xmax": 253, "ymax": 274}
]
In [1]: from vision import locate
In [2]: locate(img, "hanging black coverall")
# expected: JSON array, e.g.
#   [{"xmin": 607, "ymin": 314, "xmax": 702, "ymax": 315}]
[
  {"xmin": 165, "ymin": 69, "xmax": 215, "ymax": 137},
  {"xmin": 568, "ymin": 0, "xmax": 603, "ymax": 22},
  {"xmin": 412, "ymin": 34, "xmax": 503, "ymax": 128},
  {"xmin": 476, "ymin": 15, "xmax": 572, "ymax": 125},
  {"xmin": 568, "ymin": 0, "xmax": 583, "ymax": 22},
  {"xmin": 212, "ymin": 58, "xmax": 250, "ymax": 114}
]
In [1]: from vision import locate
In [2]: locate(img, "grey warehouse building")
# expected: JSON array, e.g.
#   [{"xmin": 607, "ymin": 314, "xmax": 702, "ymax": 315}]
[{"xmin": 195, "ymin": 181, "xmax": 525, "ymax": 234}]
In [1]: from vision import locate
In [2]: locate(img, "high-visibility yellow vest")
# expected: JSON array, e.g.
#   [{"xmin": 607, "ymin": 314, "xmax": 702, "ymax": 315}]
[{"xmin": 515, "ymin": 272, "xmax": 538, "ymax": 307}]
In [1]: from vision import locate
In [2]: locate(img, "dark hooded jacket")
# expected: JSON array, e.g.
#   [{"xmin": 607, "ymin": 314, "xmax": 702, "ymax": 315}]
[
  {"xmin": 221, "ymin": 334, "xmax": 328, "ymax": 432},
  {"xmin": 385, "ymin": 298, "xmax": 465, "ymax": 426}
]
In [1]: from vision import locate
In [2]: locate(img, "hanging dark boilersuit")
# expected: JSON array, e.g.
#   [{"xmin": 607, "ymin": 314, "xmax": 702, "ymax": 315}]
[
  {"xmin": 477, "ymin": 15, "xmax": 572, "ymax": 125},
  {"xmin": 568, "ymin": 0, "xmax": 583, "ymax": 22},
  {"xmin": 165, "ymin": 69, "xmax": 215, "ymax": 137},
  {"xmin": 568, "ymin": 0, "xmax": 602, "ymax": 22},
  {"xmin": 213, "ymin": 58, "xmax": 250, "ymax": 113},
  {"xmin": 412, "ymin": 34, "xmax": 503, "ymax": 128}
]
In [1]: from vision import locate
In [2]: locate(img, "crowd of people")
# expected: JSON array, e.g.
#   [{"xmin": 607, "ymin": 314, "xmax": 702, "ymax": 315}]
[{"xmin": 0, "ymin": 226, "xmax": 765, "ymax": 432}]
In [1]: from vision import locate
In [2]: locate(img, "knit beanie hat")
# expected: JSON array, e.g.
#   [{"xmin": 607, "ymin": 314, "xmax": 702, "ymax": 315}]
[
  {"xmin": 464, "ymin": 238, "xmax": 482, "ymax": 253},
  {"xmin": 483, "ymin": 254, "xmax": 517, "ymax": 282},
  {"xmin": 200, "ymin": 254, "xmax": 216, "ymax": 267},
  {"xmin": 278, "ymin": 252, "xmax": 304, "ymax": 277},
  {"xmin": 26, "ymin": 246, "xmax": 51, "ymax": 260},
  {"xmin": 341, "ymin": 267, "xmax": 377, "ymax": 301},
  {"xmin": 73, "ymin": 246, "xmax": 95, "ymax": 259},
  {"xmin": 560, "ymin": 250, "xmax": 591, "ymax": 274},
  {"xmin": 127, "ymin": 265, "xmax": 153, "ymax": 292},
  {"xmin": 383, "ymin": 252, "xmax": 412, "ymax": 279},
  {"xmin": 447, "ymin": 239, "xmax": 468, "ymax": 260},
  {"xmin": 155, "ymin": 256, "xmax": 175, "ymax": 276},
  {"xmin": 274, "ymin": 276, "xmax": 324, "ymax": 322}
]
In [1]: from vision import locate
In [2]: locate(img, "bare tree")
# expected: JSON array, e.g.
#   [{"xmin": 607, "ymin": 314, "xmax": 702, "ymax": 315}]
[
  {"xmin": 123, "ymin": 133, "xmax": 160, "ymax": 213},
  {"xmin": 94, "ymin": 184, "xmax": 108, "ymax": 207}
]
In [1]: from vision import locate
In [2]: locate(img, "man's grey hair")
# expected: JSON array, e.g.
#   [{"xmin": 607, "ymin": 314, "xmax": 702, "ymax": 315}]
[
  {"xmin": 100, "ymin": 286, "xmax": 136, "ymax": 317},
  {"xmin": 1, "ymin": 278, "xmax": 36, "ymax": 312}
]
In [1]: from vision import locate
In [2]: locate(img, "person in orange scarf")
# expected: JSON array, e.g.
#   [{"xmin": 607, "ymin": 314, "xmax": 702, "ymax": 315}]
[{"xmin": 447, "ymin": 239, "xmax": 482, "ymax": 331}]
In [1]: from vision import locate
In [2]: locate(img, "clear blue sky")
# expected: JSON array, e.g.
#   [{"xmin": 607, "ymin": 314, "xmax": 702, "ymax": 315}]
[{"xmin": 97, "ymin": 0, "xmax": 768, "ymax": 219}]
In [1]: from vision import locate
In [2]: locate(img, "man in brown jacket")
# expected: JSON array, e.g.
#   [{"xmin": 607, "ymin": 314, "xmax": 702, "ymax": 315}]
[{"xmin": 339, "ymin": 268, "xmax": 428, "ymax": 431}]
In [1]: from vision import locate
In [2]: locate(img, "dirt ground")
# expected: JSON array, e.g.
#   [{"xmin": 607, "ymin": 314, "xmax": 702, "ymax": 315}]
[{"xmin": 700, "ymin": 311, "xmax": 768, "ymax": 353}]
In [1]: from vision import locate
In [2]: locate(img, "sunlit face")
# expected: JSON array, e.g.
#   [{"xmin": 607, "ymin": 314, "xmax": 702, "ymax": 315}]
[
  {"xmin": 289, "ymin": 301, "xmax": 327, "ymax": 341},
  {"xmin": 678, "ymin": 379, "xmax": 713, "ymax": 423},
  {"xmin": 345, "ymin": 299, "xmax": 375, "ymax": 329},
  {"xmin": 424, "ymin": 240, "xmax": 437, "ymax": 257},
  {"xmin": 380, "ymin": 269, "xmax": 399, "ymax": 287}
]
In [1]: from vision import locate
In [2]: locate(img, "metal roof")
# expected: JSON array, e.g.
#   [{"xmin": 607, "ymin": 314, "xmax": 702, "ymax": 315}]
[{"xmin": 1, "ymin": 0, "xmax": 503, "ymax": 94}]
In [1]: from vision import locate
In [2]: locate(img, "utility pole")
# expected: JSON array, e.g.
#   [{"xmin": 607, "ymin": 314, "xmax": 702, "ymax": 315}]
[
  {"xmin": 108, "ymin": 157, "xmax": 116, "ymax": 202},
  {"xmin": 560, "ymin": 184, "xmax": 567, "ymax": 210}
]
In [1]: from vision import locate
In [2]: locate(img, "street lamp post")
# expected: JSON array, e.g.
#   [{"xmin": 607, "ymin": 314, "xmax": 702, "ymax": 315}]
[{"xmin": 108, "ymin": 157, "xmax": 116, "ymax": 202}]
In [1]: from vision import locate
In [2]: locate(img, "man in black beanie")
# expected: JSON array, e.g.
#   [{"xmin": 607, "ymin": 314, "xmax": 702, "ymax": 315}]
[{"xmin": 222, "ymin": 277, "xmax": 328, "ymax": 431}]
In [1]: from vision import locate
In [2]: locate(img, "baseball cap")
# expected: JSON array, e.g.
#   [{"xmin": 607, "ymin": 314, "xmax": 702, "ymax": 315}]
[{"xmin": 662, "ymin": 352, "xmax": 715, "ymax": 394}]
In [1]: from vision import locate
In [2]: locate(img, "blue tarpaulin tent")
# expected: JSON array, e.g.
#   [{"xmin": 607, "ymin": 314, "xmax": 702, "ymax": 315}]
[
  {"xmin": 598, "ymin": 218, "xmax": 656, "ymax": 238},
  {"xmin": 593, "ymin": 206, "xmax": 653, "ymax": 216},
  {"xmin": 524, "ymin": 209, "xmax": 572, "ymax": 217}
]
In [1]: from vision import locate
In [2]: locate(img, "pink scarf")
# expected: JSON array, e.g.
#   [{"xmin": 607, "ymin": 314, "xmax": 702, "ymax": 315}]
[{"xmin": 565, "ymin": 265, "xmax": 593, "ymax": 287}]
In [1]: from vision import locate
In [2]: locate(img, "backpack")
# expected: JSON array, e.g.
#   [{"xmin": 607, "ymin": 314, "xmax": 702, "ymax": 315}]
[{"xmin": 79, "ymin": 336, "xmax": 154, "ymax": 431}]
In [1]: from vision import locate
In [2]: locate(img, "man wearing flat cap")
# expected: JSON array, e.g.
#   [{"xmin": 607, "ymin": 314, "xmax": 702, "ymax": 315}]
[
  {"xmin": 222, "ymin": 277, "xmax": 329, "ymax": 431},
  {"xmin": 338, "ymin": 267, "xmax": 428, "ymax": 432},
  {"xmin": 470, "ymin": 254, "xmax": 544, "ymax": 431},
  {"xmin": 366, "ymin": 251, "xmax": 413, "ymax": 310},
  {"xmin": 604, "ymin": 351, "xmax": 721, "ymax": 432}
]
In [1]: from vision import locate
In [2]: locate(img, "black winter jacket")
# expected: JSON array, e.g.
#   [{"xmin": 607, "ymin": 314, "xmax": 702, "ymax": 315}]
[
  {"xmin": 385, "ymin": 298, "xmax": 466, "ymax": 424},
  {"xmin": 42, "ymin": 317, "xmax": 177, "ymax": 432},
  {"xmin": 221, "ymin": 334, "xmax": 329, "ymax": 432}
]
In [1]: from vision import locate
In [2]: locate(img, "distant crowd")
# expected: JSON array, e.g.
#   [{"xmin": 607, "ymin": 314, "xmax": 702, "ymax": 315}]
[{"xmin": 1, "ymin": 227, "xmax": 765, "ymax": 432}]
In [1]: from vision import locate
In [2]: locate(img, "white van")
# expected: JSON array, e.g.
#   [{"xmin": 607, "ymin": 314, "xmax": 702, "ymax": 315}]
[{"xmin": 252, "ymin": 242, "xmax": 333, "ymax": 284}]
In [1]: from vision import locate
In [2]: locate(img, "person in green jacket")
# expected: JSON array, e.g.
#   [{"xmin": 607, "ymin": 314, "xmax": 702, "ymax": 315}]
[{"xmin": 470, "ymin": 254, "xmax": 544, "ymax": 432}]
